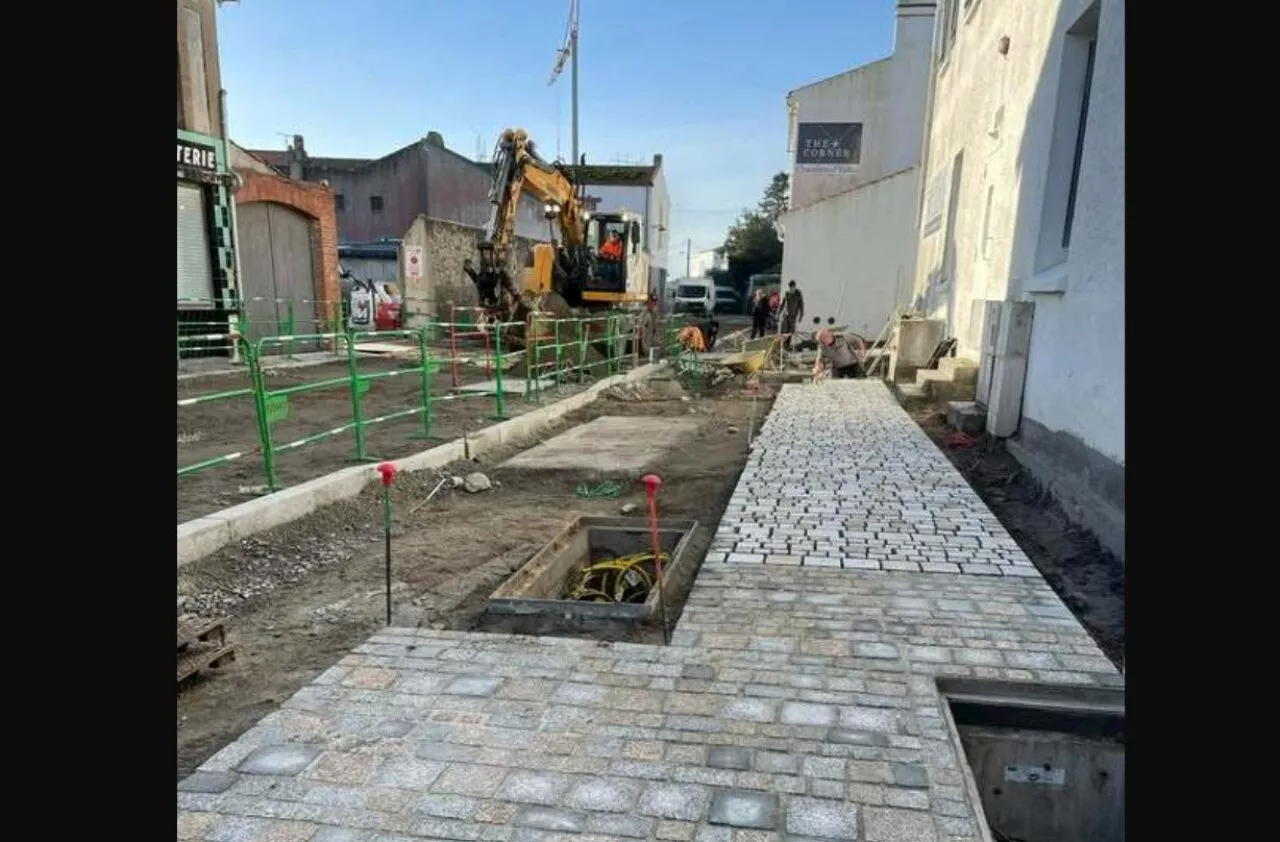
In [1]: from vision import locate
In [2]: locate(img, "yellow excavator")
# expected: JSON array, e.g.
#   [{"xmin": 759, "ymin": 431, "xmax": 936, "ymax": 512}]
[{"xmin": 464, "ymin": 128, "xmax": 657, "ymax": 357}]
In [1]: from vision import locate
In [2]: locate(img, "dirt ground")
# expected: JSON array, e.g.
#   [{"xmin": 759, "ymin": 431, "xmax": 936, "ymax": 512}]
[
  {"xmin": 177, "ymin": 350, "xmax": 616, "ymax": 523},
  {"xmin": 911, "ymin": 404, "xmax": 1125, "ymax": 671},
  {"xmin": 176, "ymin": 372, "xmax": 775, "ymax": 780}
]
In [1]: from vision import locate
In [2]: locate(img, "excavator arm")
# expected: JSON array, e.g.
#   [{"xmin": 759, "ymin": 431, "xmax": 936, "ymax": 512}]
[{"xmin": 470, "ymin": 128, "xmax": 591, "ymax": 312}]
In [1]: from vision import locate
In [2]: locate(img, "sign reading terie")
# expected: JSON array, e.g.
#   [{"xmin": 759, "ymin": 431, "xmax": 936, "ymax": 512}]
[
  {"xmin": 794, "ymin": 122, "xmax": 863, "ymax": 174},
  {"xmin": 177, "ymin": 138, "xmax": 220, "ymax": 183}
]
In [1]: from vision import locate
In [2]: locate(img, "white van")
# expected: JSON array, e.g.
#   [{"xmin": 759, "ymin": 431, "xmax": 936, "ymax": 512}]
[{"xmin": 672, "ymin": 278, "xmax": 716, "ymax": 315}]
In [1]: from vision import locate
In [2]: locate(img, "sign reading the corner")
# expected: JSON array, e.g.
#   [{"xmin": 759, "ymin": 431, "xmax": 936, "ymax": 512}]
[
  {"xmin": 177, "ymin": 138, "xmax": 220, "ymax": 183},
  {"xmin": 794, "ymin": 122, "xmax": 862, "ymax": 174}
]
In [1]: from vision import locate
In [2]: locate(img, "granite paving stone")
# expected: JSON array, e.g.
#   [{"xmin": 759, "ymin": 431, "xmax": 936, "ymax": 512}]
[{"xmin": 178, "ymin": 382, "xmax": 1122, "ymax": 842}]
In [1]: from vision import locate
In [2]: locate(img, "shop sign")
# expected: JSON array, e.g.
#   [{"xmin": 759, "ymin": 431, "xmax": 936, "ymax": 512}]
[{"xmin": 178, "ymin": 138, "xmax": 220, "ymax": 183}]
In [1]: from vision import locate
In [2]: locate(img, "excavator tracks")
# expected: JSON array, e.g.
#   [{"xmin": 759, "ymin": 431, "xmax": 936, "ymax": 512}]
[{"xmin": 177, "ymin": 615, "xmax": 236, "ymax": 687}]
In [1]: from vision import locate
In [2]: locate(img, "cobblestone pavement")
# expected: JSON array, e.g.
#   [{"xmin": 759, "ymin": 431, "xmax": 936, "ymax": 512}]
[{"xmin": 179, "ymin": 382, "xmax": 1122, "ymax": 842}]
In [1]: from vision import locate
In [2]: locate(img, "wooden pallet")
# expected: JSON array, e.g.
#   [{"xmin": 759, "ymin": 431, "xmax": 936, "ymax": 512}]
[{"xmin": 177, "ymin": 616, "xmax": 235, "ymax": 685}]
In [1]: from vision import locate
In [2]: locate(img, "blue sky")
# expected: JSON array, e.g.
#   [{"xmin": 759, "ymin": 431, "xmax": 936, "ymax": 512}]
[{"xmin": 217, "ymin": 0, "xmax": 899, "ymax": 269}]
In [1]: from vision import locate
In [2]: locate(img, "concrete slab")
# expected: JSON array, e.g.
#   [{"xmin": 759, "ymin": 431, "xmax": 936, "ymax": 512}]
[
  {"xmin": 500, "ymin": 415, "xmax": 701, "ymax": 472},
  {"xmin": 455, "ymin": 376, "xmax": 556, "ymax": 396}
]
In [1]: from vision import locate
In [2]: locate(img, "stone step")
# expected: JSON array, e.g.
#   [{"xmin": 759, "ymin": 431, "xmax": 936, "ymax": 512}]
[
  {"xmin": 938, "ymin": 355, "xmax": 979, "ymax": 378},
  {"xmin": 916, "ymin": 362, "xmax": 978, "ymax": 387},
  {"xmin": 927, "ymin": 379, "xmax": 978, "ymax": 403},
  {"xmin": 893, "ymin": 382, "xmax": 930, "ymax": 410}
]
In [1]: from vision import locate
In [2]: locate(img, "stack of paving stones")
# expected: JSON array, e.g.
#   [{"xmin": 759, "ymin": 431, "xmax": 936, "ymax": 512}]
[{"xmin": 179, "ymin": 381, "xmax": 1122, "ymax": 842}]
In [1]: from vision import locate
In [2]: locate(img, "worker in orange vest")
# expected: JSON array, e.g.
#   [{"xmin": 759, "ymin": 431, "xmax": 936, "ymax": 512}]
[{"xmin": 600, "ymin": 231, "xmax": 623, "ymax": 260}]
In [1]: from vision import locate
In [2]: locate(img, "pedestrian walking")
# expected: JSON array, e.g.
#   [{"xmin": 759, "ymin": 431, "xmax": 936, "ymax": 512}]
[
  {"xmin": 812, "ymin": 328, "xmax": 866, "ymax": 380},
  {"xmin": 780, "ymin": 280, "xmax": 805, "ymax": 351},
  {"xmin": 750, "ymin": 291, "xmax": 770, "ymax": 339}
]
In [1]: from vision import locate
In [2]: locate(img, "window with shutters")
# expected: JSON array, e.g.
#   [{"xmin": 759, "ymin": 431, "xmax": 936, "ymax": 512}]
[{"xmin": 177, "ymin": 183, "xmax": 215, "ymax": 304}]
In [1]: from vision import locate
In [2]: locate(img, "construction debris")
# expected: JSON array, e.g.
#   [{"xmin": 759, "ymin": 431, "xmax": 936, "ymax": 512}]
[{"xmin": 463, "ymin": 472, "xmax": 493, "ymax": 493}]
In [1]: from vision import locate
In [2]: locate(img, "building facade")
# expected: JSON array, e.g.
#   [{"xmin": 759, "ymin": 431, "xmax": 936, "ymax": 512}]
[
  {"xmin": 567, "ymin": 157, "xmax": 671, "ymax": 305},
  {"xmin": 250, "ymin": 134, "xmax": 550, "ymax": 245},
  {"xmin": 688, "ymin": 249, "xmax": 727, "ymax": 279},
  {"xmin": 177, "ymin": 0, "xmax": 238, "ymax": 333},
  {"xmin": 910, "ymin": 0, "xmax": 1124, "ymax": 557},
  {"xmin": 780, "ymin": 1, "xmax": 937, "ymax": 337}
]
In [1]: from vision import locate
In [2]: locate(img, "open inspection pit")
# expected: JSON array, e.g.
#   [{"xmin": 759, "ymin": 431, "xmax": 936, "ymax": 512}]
[
  {"xmin": 499, "ymin": 414, "xmax": 703, "ymax": 473},
  {"xmin": 940, "ymin": 678, "xmax": 1125, "ymax": 842},
  {"xmin": 481, "ymin": 515, "xmax": 700, "ymax": 640}
]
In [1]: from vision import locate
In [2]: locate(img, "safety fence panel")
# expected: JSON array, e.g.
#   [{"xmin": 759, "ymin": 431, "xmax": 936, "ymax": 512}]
[{"xmin": 176, "ymin": 316, "xmax": 648, "ymax": 493}]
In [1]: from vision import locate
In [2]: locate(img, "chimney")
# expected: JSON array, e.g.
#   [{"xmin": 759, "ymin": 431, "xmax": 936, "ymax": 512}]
[
  {"xmin": 289, "ymin": 134, "xmax": 306, "ymax": 181},
  {"xmin": 652, "ymin": 153, "xmax": 663, "ymax": 169},
  {"xmin": 894, "ymin": 0, "xmax": 938, "ymax": 54},
  {"xmin": 424, "ymin": 131, "xmax": 445, "ymax": 147}
]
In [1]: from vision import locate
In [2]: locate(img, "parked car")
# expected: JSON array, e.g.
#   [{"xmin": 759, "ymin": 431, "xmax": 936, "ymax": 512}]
[{"xmin": 713, "ymin": 286, "xmax": 741, "ymax": 315}]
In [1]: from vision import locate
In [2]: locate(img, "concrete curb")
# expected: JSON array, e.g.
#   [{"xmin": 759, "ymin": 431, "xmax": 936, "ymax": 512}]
[{"xmin": 177, "ymin": 362, "xmax": 669, "ymax": 569}]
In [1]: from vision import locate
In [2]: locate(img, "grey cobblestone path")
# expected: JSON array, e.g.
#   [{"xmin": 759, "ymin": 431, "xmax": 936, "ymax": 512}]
[{"xmin": 180, "ymin": 382, "xmax": 1122, "ymax": 842}]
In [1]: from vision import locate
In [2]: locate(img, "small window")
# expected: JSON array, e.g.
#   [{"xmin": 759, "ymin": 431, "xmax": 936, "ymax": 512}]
[
  {"xmin": 1062, "ymin": 38, "xmax": 1097, "ymax": 249},
  {"xmin": 370, "ymin": 195, "xmax": 384, "ymax": 213},
  {"xmin": 937, "ymin": 0, "xmax": 960, "ymax": 64},
  {"xmin": 335, "ymin": 194, "xmax": 346, "ymax": 211}
]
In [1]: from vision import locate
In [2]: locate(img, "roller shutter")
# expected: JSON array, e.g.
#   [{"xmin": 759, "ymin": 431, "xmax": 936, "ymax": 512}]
[{"xmin": 177, "ymin": 182, "xmax": 215, "ymax": 304}]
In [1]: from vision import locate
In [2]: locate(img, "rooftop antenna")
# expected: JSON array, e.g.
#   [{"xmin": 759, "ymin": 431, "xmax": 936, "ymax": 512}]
[{"xmin": 548, "ymin": 0, "xmax": 580, "ymax": 166}]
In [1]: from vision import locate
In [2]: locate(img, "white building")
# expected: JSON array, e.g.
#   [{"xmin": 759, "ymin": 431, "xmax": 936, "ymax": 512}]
[
  {"xmin": 779, "ymin": 1, "xmax": 937, "ymax": 338},
  {"xmin": 568, "ymin": 157, "xmax": 671, "ymax": 302},
  {"xmin": 688, "ymin": 249, "xmax": 726, "ymax": 279},
  {"xmin": 911, "ymin": 0, "xmax": 1124, "ymax": 558}
]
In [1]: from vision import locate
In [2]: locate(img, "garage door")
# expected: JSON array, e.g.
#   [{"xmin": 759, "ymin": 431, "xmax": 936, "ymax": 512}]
[
  {"xmin": 177, "ymin": 182, "xmax": 215, "ymax": 304},
  {"xmin": 237, "ymin": 202, "xmax": 319, "ymax": 352}
]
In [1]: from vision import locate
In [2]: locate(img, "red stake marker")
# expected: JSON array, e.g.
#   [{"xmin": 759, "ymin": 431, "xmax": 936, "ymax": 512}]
[
  {"xmin": 641, "ymin": 474, "xmax": 670, "ymax": 643},
  {"xmin": 377, "ymin": 462, "xmax": 397, "ymax": 625}
]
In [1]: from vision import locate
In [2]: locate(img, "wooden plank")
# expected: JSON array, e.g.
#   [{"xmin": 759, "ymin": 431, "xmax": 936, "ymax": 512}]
[
  {"xmin": 177, "ymin": 644, "xmax": 236, "ymax": 685},
  {"xmin": 177, "ymin": 617, "xmax": 226, "ymax": 652}
]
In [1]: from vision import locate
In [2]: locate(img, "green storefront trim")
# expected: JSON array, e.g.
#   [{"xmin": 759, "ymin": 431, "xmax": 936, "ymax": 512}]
[{"xmin": 178, "ymin": 129, "xmax": 237, "ymax": 309}]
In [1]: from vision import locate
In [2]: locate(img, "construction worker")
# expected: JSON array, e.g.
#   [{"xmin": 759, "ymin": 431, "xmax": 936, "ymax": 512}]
[
  {"xmin": 812, "ymin": 328, "xmax": 866, "ymax": 379},
  {"xmin": 600, "ymin": 231, "xmax": 623, "ymax": 261},
  {"xmin": 676, "ymin": 324, "xmax": 706, "ymax": 353},
  {"xmin": 780, "ymin": 280, "xmax": 805, "ymax": 350},
  {"xmin": 751, "ymin": 291, "xmax": 770, "ymax": 339}
]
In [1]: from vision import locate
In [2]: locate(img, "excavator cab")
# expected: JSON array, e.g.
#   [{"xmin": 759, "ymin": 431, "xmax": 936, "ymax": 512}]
[{"xmin": 585, "ymin": 212, "xmax": 640, "ymax": 293}]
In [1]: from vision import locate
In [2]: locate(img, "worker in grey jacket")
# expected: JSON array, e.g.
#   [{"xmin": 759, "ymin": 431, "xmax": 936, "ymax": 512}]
[{"xmin": 812, "ymin": 328, "xmax": 866, "ymax": 379}]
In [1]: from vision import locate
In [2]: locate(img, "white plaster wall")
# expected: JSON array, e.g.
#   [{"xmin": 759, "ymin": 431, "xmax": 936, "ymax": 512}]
[
  {"xmin": 788, "ymin": 59, "xmax": 893, "ymax": 210},
  {"xmin": 779, "ymin": 168, "xmax": 920, "ymax": 338},
  {"xmin": 911, "ymin": 0, "xmax": 1124, "ymax": 463},
  {"xmin": 1021, "ymin": 0, "xmax": 1124, "ymax": 464},
  {"xmin": 787, "ymin": 4, "xmax": 936, "ymax": 212}
]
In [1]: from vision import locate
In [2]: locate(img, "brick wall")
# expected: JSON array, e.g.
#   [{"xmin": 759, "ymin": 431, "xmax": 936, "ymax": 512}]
[{"xmin": 234, "ymin": 170, "xmax": 341, "ymax": 319}]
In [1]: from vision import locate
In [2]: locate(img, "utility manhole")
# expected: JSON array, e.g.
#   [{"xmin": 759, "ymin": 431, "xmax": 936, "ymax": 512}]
[{"xmin": 479, "ymin": 515, "xmax": 700, "ymax": 642}]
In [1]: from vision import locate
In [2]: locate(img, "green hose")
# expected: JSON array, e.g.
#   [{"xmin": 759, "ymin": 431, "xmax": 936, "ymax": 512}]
[{"xmin": 573, "ymin": 481, "xmax": 622, "ymax": 499}]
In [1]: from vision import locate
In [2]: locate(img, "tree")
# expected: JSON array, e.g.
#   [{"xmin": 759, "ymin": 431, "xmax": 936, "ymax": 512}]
[{"xmin": 720, "ymin": 172, "xmax": 789, "ymax": 294}]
